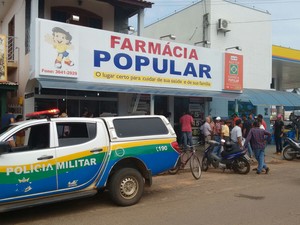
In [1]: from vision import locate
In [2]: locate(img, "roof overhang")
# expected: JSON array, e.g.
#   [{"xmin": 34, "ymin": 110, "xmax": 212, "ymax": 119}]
[
  {"xmin": 99, "ymin": 0, "xmax": 153, "ymax": 17},
  {"xmin": 272, "ymin": 45, "xmax": 300, "ymax": 90},
  {"xmin": 36, "ymin": 78, "xmax": 300, "ymax": 108},
  {"xmin": 0, "ymin": 81, "xmax": 18, "ymax": 91}
]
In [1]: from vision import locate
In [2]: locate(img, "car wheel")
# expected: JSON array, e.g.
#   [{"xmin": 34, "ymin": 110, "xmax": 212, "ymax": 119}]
[{"xmin": 108, "ymin": 168, "xmax": 144, "ymax": 206}]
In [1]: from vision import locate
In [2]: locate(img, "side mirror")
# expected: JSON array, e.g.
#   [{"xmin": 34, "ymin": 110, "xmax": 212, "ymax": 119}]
[{"xmin": 0, "ymin": 142, "xmax": 11, "ymax": 154}]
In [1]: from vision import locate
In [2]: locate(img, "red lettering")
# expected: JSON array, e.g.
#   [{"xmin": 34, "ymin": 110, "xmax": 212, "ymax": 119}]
[
  {"xmin": 183, "ymin": 48, "xmax": 187, "ymax": 59},
  {"xmin": 189, "ymin": 49, "xmax": 198, "ymax": 60},
  {"xmin": 111, "ymin": 35, "xmax": 199, "ymax": 60},
  {"xmin": 135, "ymin": 40, "xmax": 146, "ymax": 53},
  {"xmin": 173, "ymin": 46, "xmax": 182, "ymax": 58},
  {"xmin": 148, "ymin": 42, "xmax": 161, "ymax": 55},
  {"xmin": 121, "ymin": 38, "xmax": 133, "ymax": 51},
  {"xmin": 111, "ymin": 35, "xmax": 121, "ymax": 48},
  {"xmin": 162, "ymin": 44, "xmax": 173, "ymax": 57}
]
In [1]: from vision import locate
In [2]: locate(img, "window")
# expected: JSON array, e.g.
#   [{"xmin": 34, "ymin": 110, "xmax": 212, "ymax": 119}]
[
  {"xmin": 56, "ymin": 122, "xmax": 96, "ymax": 146},
  {"xmin": 27, "ymin": 124, "xmax": 50, "ymax": 149},
  {"xmin": 25, "ymin": 0, "xmax": 31, "ymax": 54},
  {"xmin": 113, "ymin": 117, "xmax": 169, "ymax": 138},
  {"xmin": 51, "ymin": 7, "xmax": 102, "ymax": 29},
  {"xmin": 4, "ymin": 123, "xmax": 50, "ymax": 153}
]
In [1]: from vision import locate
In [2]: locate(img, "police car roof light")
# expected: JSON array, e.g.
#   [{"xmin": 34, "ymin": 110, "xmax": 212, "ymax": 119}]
[{"xmin": 26, "ymin": 109, "xmax": 60, "ymax": 119}]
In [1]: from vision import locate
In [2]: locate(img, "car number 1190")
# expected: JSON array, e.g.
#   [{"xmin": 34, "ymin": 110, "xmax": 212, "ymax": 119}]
[{"xmin": 156, "ymin": 145, "xmax": 168, "ymax": 152}]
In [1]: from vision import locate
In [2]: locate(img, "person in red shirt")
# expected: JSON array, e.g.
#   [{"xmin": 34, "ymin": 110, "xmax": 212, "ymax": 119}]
[
  {"xmin": 212, "ymin": 116, "xmax": 222, "ymax": 156},
  {"xmin": 257, "ymin": 114, "xmax": 267, "ymax": 130},
  {"xmin": 232, "ymin": 113, "xmax": 241, "ymax": 127},
  {"xmin": 179, "ymin": 112, "xmax": 194, "ymax": 150}
]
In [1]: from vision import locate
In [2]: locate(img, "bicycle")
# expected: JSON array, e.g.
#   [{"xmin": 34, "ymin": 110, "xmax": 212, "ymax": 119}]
[{"xmin": 168, "ymin": 144, "xmax": 202, "ymax": 180}]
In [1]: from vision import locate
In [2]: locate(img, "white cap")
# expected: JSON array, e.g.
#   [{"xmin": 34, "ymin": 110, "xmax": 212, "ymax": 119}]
[{"xmin": 216, "ymin": 116, "xmax": 221, "ymax": 120}]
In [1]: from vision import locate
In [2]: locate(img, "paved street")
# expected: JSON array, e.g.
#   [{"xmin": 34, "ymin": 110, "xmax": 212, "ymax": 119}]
[{"xmin": 1, "ymin": 144, "xmax": 300, "ymax": 225}]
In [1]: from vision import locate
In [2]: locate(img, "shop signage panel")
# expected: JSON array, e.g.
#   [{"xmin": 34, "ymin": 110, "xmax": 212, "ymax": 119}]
[
  {"xmin": 36, "ymin": 19, "xmax": 225, "ymax": 91},
  {"xmin": 223, "ymin": 53, "xmax": 243, "ymax": 92}
]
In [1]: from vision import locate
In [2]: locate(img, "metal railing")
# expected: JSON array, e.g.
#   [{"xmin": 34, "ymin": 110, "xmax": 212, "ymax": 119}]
[{"xmin": 7, "ymin": 36, "xmax": 17, "ymax": 62}]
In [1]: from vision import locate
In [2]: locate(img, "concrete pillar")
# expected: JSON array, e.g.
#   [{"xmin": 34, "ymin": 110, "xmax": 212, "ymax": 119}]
[{"xmin": 137, "ymin": 9, "xmax": 145, "ymax": 36}]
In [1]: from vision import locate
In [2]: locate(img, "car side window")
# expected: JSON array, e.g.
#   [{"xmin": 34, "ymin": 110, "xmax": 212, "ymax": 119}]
[
  {"xmin": 113, "ymin": 117, "xmax": 169, "ymax": 138},
  {"xmin": 4, "ymin": 123, "xmax": 50, "ymax": 153},
  {"xmin": 56, "ymin": 122, "xmax": 97, "ymax": 147}
]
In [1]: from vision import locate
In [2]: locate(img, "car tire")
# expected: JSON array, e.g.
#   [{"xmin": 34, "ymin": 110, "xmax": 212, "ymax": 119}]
[{"xmin": 108, "ymin": 168, "xmax": 144, "ymax": 206}]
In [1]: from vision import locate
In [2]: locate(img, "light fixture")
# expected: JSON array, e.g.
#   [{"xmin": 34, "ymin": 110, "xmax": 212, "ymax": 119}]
[
  {"xmin": 127, "ymin": 26, "xmax": 135, "ymax": 32},
  {"xmin": 160, "ymin": 34, "xmax": 176, "ymax": 40},
  {"xmin": 66, "ymin": 15, "xmax": 80, "ymax": 23},
  {"xmin": 194, "ymin": 40, "xmax": 211, "ymax": 46},
  {"xmin": 225, "ymin": 46, "xmax": 242, "ymax": 51}
]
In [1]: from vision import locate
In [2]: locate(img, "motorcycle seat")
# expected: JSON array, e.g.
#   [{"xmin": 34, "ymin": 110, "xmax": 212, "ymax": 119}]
[{"xmin": 221, "ymin": 143, "xmax": 242, "ymax": 156}]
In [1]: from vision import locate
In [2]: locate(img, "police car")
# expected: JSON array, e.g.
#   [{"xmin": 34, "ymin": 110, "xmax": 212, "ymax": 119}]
[{"xmin": 0, "ymin": 109, "xmax": 180, "ymax": 212}]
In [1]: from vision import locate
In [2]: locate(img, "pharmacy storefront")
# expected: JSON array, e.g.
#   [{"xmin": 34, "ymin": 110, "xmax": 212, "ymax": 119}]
[{"xmin": 25, "ymin": 18, "xmax": 244, "ymax": 138}]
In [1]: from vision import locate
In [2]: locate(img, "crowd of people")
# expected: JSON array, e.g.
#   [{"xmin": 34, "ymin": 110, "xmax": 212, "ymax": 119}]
[
  {"xmin": 1, "ymin": 107, "xmax": 286, "ymax": 175},
  {"xmin": 180, "ymin": 111, "xmax": 285, "ymax": 175}
]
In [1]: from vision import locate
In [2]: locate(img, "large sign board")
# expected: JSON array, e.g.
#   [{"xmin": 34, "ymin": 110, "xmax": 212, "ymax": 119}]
[{"xmin": 36, "ymin": 19, "xmax": 233, "ymax": 92}]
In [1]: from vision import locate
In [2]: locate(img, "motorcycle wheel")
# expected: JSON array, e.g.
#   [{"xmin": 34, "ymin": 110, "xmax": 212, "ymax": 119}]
[
  {"xmin": 283, "ymin": 146, "xmax": 296, "ymax": 161},
  {"xmin": 233, "ymin": 157, "xmax": 250, "ymax": 174},
  {"xmin": 201, "ymin": 156, "xmax": 209, "ymax": 171}
]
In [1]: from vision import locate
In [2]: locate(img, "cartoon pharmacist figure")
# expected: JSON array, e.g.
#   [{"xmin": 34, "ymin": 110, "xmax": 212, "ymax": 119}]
[{"xmin": 45, "ymin": 27, "xmax": 74, "ymax": 69}]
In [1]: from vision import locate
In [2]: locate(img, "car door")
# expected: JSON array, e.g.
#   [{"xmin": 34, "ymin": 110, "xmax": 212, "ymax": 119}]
[
  {"xmin": 0, "ymin": 122, "xmax": 57, "ymax": 202},
  {"xmin": 54, "ymin": 120, "xmax": 109, "ymax": 190}
]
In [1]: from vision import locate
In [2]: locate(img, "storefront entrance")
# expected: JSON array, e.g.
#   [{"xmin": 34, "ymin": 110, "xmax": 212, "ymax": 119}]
[
  {"xmin": 34, "ymin": 88, "xmax": 118, "ymax": 117},
  {"xmin": 174, "ymin": 97, "xmax": 206, "ymax": 145}
]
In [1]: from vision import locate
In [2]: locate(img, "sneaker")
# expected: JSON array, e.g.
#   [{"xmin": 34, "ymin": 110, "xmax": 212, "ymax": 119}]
[
  {"xmin": 265, "ymin": 167, "xmax": 270, "ymax": 174},
  {"xmin": 256, "ymin": 171, "xmax": 261, "ymax": 174},
  {"xmin": 64, "ymin": 60, "xmax": 74, "ymax": 66},
  {"xmin": 55, "ymin": 59, "xmax": 62, "ymax": 69}
]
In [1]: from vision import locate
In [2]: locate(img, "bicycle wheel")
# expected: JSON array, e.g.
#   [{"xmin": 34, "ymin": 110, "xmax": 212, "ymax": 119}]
[
  {"xmin": 190, "ymin": 154, "xmax": 202, "ymax": 180},
  {"xmin": 181, "ymin": 151, "xmax": 189, "ymax": 168},
  {"xmin": 168, "ymin": 161, "xmax": 180, "ymax": 174}
]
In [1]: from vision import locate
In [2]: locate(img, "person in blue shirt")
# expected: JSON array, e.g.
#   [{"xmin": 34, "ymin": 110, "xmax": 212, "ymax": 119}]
[{"xmin": 1, "ymin": 108, "xmax": 15, "ymax": 129}]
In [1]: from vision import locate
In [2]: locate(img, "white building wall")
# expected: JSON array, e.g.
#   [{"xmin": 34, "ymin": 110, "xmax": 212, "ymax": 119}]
[
  {"xmin": 143, "ymin": 2, "xmax": 206, "ymax": 45},
  {"xmin": 144, "ymin": 0, "xmax": 272, "ymax": 90},
  {"xmin": 210, "ymin": 0, "xmax": 272, "ymax": 89}
]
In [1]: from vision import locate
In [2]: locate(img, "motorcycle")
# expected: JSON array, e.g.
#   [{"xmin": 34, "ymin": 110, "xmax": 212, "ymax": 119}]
[
  {"xmin": 201, "ymin": 139, "xmax": 250, "ymax": 174},
  {"xmin": 282, "ymin": 137, "xmax": 300, "ymax": 160}
]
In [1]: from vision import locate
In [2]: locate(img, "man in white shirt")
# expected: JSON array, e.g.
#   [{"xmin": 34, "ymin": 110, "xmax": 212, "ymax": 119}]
[
  {"xmin": 231, "ymin": 119, "xmax": 243, "ymax": 148},
  {"xmin": 202, "ymin": 116, "xmax": 212, "ymax": 149}
]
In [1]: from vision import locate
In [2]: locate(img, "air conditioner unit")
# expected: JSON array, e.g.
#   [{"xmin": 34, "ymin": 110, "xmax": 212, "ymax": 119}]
[{"xmin": 218, "ymin": 18, "xmax": 229, "ymax": 31}]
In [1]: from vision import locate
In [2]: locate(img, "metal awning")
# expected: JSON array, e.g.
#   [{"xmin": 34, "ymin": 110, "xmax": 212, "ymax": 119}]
[
  {"xmin": 36, "ymin": 78, "xmax": 300, "ymax": 107},
  {"xmin": 238, "ymin": 89, "xmax": 300, "ymax": 107},
  {"xmin": 36, "ymin": 78, "xmax": 239, "ymax": 100}
]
